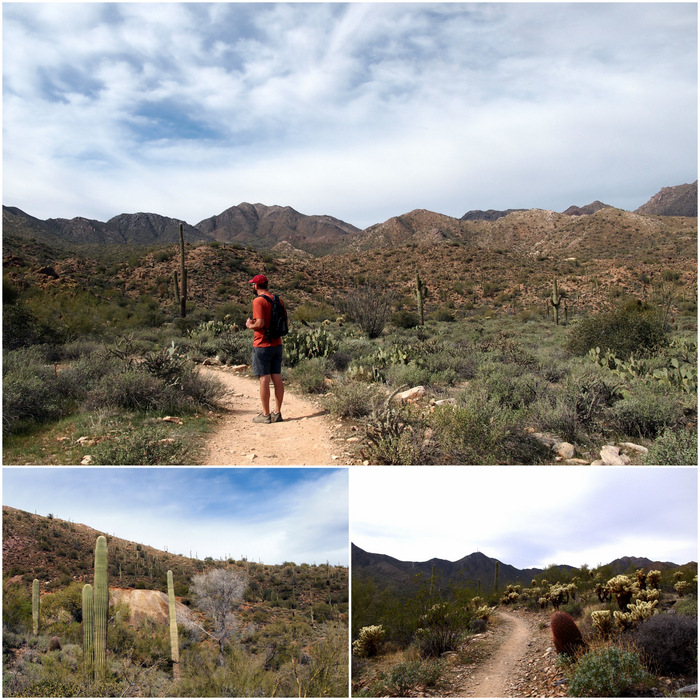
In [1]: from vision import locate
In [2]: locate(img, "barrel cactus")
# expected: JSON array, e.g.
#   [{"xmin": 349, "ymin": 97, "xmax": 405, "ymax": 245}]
[{"xmin": 550, "ymin": 611, "xmax": 584, "ymax": 656}]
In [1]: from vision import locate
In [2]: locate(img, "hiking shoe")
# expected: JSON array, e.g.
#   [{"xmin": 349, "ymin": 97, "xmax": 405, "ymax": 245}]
[
  {"xmin": 253, "ymin": 413, "xmax": 271, "ymax": 424},
  {"xmin": 271, "ymin": 412, "xmax": 283, "ymax": 423}
]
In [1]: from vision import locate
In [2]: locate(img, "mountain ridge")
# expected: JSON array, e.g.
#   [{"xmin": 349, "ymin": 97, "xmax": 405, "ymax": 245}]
[{"xmin": 3, "ymin": 181, "xmax": 695, "ymax": 257}]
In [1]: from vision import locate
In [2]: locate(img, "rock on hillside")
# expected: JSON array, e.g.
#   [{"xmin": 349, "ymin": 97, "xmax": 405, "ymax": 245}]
[
  {"xmin": 635, "ymin": 181, "xmax": 698, "ymax": 217},
  {"xmin": 110, "ymin": 588, "xmax": 196, "ymax": 627},
  {"xmin": 194, "ymin": 203, "xmax": 360, "ymax": 255}
]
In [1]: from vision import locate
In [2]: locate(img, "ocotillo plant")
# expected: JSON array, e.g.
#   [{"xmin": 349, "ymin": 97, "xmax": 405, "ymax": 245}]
[
  {"xmin": 167, "ymin": 570, "xmax": 180, "ymax": 680},
  {"xmin": 551, "ymin": 278, "xmax": 561, "ymax": 325},
  {"xmin": 82, "ymin": 583, "xmax": 94, "ymax": 671},
  {"xmin": 93, "ymin": 535, "xmax": 108, "ymax": 679},
  {"xmin": 179, "ymin": 223, "xmax": 187, "ymax": 318},
  {"xmin": 415, "ymin": 272, "xmax": 427, "ymax": 325},
  {"xmin": 32, "ymin": 579, "xmax": 40, "ymax": 636}
]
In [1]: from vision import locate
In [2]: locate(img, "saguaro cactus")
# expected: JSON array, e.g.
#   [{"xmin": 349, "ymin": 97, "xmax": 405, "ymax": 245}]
[
  {"xmin": 167, "ymin": 570, "xmax": 180, "ymax": 680},
  {"xmin": 179, "ymin": 223, "xmax": 187, "ymax": 318},
  {"xmin": 93, "ymin": 536, "xmax": 108, "ymax": 678},
  {"xmin": 32, "ymin": 579, "xmax": 40, "ymax": 635},
  {"xmin": 415, "ymin": 272, "xmax": 427, "ymax": 325},
  {"xmin": 82, "ymin": 583, "xmax": 94, "ymax": 670},
  {"xmin": 551, "ymin": 278, "xmax": 561, "ymax": 325}
]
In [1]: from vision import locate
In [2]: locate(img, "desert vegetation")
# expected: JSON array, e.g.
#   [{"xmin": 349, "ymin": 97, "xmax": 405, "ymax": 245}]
[
  {"xmin": 3, "ymin": 214, "xmax": 696, "ymax": 465},
  {"xmin": 2, "ymin": 507, "xmax": 348, "ymax": 697},
  {"xmin": 352, "ymin": 558, "xmax": 697, "ymax": 697}
]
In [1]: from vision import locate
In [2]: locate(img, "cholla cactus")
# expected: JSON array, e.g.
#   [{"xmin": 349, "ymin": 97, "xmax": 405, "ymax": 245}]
[
  {"xmin": 352, "ymin": 625, "xmax": 385, "ymax": 657},
  {"xmin": 591, "ymin": 610, "xmax": 614, "ymax": 638},
  {"xmin": 475, "ymin": 605, "xmax": 491, "ymax": 621},
  {"xmin": 538, "ymin": 597, "xmax": 549, "ymax": 609},
  {"xmin": 607, "ymin": 575, "xmax": 635, "ymax": 611},
  {"xmin": 646, "ymin": 570, "xmax": 662, "ymax": 589},
  {"xmin": 673, "ymin": 570, "xmax": 684, "ymax": 582},
  {"xmin": 674, "ymin": 580, "xmax": 689, "ymax": 597},
  {"xmin": 628, "ymin": 600, "xmax": 658, "ymax": 621},
  {"xmin": 636, "ymin": 568, "xmax": 647, "ymax": 590},
  {"xmin": 471, "ymin": 596, "xmax": 485, "ymax": 610},
  {"xmin": 548, "ymin": 583, "xmax": 569, "ymax": 609},
  {"xmin": 613, "ymin": 610, "xmax": 635, "ymax": 631},
  {"xmin": 635, "ymin": 587, "xmax": 660, "ymax": 603}
]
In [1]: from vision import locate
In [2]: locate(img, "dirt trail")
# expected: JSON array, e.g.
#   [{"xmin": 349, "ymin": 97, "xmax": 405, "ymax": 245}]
[
  {"xmin": 201, "ymin": 366, "xmax": 350, "ymax": 466},
  {"xmin": 460, "ymin": 610, "xmax": 531, "ymax": 697}
]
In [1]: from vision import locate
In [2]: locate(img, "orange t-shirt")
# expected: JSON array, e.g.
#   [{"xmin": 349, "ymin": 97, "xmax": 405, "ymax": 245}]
[{"xmin": 252, "ymin": 294, "xmax": 284, "ymax": 348}]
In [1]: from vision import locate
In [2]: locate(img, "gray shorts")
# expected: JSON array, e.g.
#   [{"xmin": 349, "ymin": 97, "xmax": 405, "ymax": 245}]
[{"xmin": 252, "ymin": 345, "xmax": 283, "ymax": 376}]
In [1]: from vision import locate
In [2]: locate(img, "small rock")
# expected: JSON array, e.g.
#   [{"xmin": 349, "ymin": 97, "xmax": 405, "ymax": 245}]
[
  {"xmin": 81, "ymin": 455, "xmax": 93, "ymax": 465},
  {"xmin": 247, "ymin": 453, "xmax": 257, "ymax": 461},
  {"xmin": 600, "ymin": 445, "xmax": 631, "ymax": 465},
  {"xmin": 346, "ymin": 437, "xmax": 360, "ymax": 443},
  {"xmin": 553, "ymin": 442, "xmax": 575, "ymax": 459},
  {"xmin": 394, "ymin": 386, "xmax": 426, "ymax": 403},
  {"xmin": 231, "ymin": 364, "xmax": 248, "ymax": 373},
  {"xmin": 162, "ymin": 416, "xmax": 183, "ymax": 425},
  {"xmin": 619, "ymin": 441, "xmax": 649, "ymax": 455}
]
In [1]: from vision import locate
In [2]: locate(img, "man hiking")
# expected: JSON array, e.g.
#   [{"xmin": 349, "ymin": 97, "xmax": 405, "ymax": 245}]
[{"xmin": 245, "ymin": 274, "xmax": 286, "ymax": 423}]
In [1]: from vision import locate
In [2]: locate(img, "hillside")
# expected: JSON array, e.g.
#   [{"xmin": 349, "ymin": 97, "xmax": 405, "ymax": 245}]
[
  {"xmin": 635, "ymin": 180, "xmax": 698, "ymax": 217},
  {"xmin": 2, "ymin": 506, "xmax": 348, "ymax": 615},
  {"xmin": 351, "ymin": 543, "xmax": 687, "ymax": 598}
]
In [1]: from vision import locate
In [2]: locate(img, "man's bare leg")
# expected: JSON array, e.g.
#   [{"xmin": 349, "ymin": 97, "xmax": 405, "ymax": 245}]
[
  {"xmin": 259, "ymin": 374, "xmax": 271, "ymax": 415},
  {"xmin": 271, "ymin": 373, "xmax": 284, "ymax": 414}
]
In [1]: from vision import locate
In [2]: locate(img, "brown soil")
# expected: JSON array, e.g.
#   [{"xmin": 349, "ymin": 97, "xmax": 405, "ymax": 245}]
[
  {"xmin": 201, "ymin": 366, "xmax": 356, "ymax": 465},
  {"xmin": 437, "ymin": 610, "xmax": 567, "ymax": 698}
]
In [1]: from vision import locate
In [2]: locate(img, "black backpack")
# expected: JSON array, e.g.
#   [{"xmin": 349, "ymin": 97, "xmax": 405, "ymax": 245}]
[{"xmin": 261, "ymin": 294, "xmax": 289, "ymax": 341}]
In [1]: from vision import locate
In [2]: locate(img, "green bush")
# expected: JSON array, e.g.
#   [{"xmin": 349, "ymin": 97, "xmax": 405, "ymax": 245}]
[
  {"xmin": 609, "ymin": 385, "xmax": 686, "ymax": 439},
  {"xmin": 644, "ymin": 428, "xmax": 698, "ymax": 465},
  {"xmin": 391, "ymin": 310, "xmax": 420, "ymax": 329},
  {"xmin": 567, "ymin": 301, "xmax": 668, "ymax": 359},
  {"xmin": 90, "ymin": 425, "xmax": 193, "ymax": 465},
  {"xmin": 569, "ymin": 645, "xmax": 652, "ymax": 697},
  {"xmin": 326, "ymin": 381, "xmax": 377, "ymax": 419},
  {"xmin": 290, "ymin": 357, "xmax": 328, "ymax": 394}
]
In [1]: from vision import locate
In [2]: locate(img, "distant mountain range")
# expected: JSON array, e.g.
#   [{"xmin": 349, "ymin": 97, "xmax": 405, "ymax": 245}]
[
  {"xmin": 351, "ymin": 543, "xmax": 685, "ymax": 596},
  {"xmin": 3, "ymin": 181, "xmax": 696, "ymax": 257}
]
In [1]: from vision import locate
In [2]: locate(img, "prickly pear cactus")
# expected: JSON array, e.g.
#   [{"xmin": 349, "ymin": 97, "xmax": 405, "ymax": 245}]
[
  {"xmin": 32, "ymin": 579, "xmax": 40, "ymax": 636},
  {"xmin": 93, "ymin": 536, "xmax": 108, "ymax": 678},
  {"xmin": 550, "ymin": 611, "xmax": 584, "ymax": 656},
  {"xmin": 167, "ymin": 570, "xmax": 180, "ymax": 680}
]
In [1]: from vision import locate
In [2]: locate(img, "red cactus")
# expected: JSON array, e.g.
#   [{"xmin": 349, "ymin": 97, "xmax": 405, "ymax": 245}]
[{"xmin": 550, "ymin": 611, "xmax": 584, "ymax": 656}]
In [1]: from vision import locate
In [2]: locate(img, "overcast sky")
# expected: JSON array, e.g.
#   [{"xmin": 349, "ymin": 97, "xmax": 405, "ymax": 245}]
[
  {"xmin": 351, "ymin": 466, "xmax": 698, "ymax": 570},
  {"xmin": 2, "ymin": 467, "xmax": 349, "ymax": 566},
  {"xmin": 2, "ymin": 3, "xmax": 697, "ymax": 230}
]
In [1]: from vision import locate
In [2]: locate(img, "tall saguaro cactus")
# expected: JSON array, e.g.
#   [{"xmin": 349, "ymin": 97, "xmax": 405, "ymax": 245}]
[
  {"xmin": 415, "ymin": 272, "xmax": 427, "ymax": 325},
  {"xmin": 82, "ymin": 583, "xmax": 94, "ymax": 671},
  {"xmin": 551, "ymin": 278, "xmax": 561, "ymax": 325},
  {"xmin": 167, "ymin": 570, "xmax": 180, "ymax": 680},
  {"xmin": 32, "ymin": 579, "xmax": 40, "ymax": 635},
  {"xmin": 179, "ymin": 223, "xmax": 187, "ymax": 318},
  {"xmin": 93, "ymin": 536, "xmax": 108, "ymax": 678}
]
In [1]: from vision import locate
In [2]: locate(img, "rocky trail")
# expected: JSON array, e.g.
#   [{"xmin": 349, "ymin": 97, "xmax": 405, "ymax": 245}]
[
  {"xmin": 435, "ymin": 610, "xmax": 568, "ymax": 698},
  {"xmin": 201, "ymin": 366, "xmax": 356, "ymax": 466}
]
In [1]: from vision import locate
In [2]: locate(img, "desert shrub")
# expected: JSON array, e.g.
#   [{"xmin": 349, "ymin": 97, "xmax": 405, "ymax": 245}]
[
  {"xmin": 2, "ymin": 302, "xmax": 65, "ymax": 350},
  {"xmin": 391, "ymin": 310, "xmax": 420, "ymax": 329},
  {"xmin": 609, "ymin": 385, "xmax": 686, "ymax": 439},
  {"xmin": 569, "ymin": 645, "xmax": 653, "ymax": 697},
  {"xmin": 567, "ymin": 301, "xmax": 668, "ymax": 359},
  {"xmin": 416, "ymin": 601, "xmax": 468, "ymax": 658},
  {"xmin": 631, "ymin": 613, "xmax": 697, "ymax": 676},
  {"xmin": 83, "ymin": 369, "xmax": 169, "ymax": 411},
  {"xmin": 673, "ymin": 597, "xmax": 698, "ymax": 617},
  {"xmin": 428, "ymin": 392, "xmax": 550, "ymax": 465},
  {"xmin": 326, "ymin": 381, "xmax": 377, "ymax": 419},
  {"xmin": 3, "ymin": 349, "xmax": 65, "ymax": 434},
  {"xmin": 211, "ymin": 331, "xmax": 251, "ymax": 365},
  {"xmin": 291, "ymin": 357, "xmax": 328, "ymax": 394},
  {"xmin": 361, "ymin": 402, "xmax": 428, "ymax": 465},
  {"xmin": 89, "ymin": 424, "xmax": 193, "ymax": 465},
  {"xmin": 384, "ymin": 660, "xmax": 443, "ymax": 695},
  {"xmin": 644, "ymin": 428, "xmax": 698, "ymax": 465},
  {"xmin": 340, "ymin": 285, "xmax": 396, "ymax": 339}
]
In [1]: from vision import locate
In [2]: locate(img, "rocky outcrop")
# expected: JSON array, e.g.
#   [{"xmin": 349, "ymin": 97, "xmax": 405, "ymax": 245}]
[{"xmin": 635, "ymin": 181, "xmax": 698, "ymax": 217}]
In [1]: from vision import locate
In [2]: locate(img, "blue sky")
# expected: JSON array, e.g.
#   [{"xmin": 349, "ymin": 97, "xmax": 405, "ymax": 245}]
[
  {"xmin": 352, "ymin": 466, "xmax": 698, "ymax": 569},
  {"xmin": 2, "ymin": 467, "xmax": 349, "ymax": 565},
  {"xmin": 3, "ymin": 3, "xmax": 696, "ymax": 229}
]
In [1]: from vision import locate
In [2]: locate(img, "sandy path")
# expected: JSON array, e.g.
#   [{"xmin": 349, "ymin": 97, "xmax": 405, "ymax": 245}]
[
  {"xmin": 458, "ymin": 610, "xmax": 532, "ymax": 698},
  {"xmin": 200, "ymin": 366, "xmax": 346, "ymax": 466}
]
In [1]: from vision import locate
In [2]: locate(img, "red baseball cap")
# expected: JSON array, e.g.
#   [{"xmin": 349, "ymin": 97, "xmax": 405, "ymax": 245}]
[{"xmin": 248, "ymin": 274, "xmax": 268, "ymax": 285}]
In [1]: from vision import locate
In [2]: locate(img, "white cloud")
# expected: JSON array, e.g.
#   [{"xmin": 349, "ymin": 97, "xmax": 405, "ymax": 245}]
[{"xmin": 3, "ymin": 3, "xmax": 696, "ymax": 227}]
